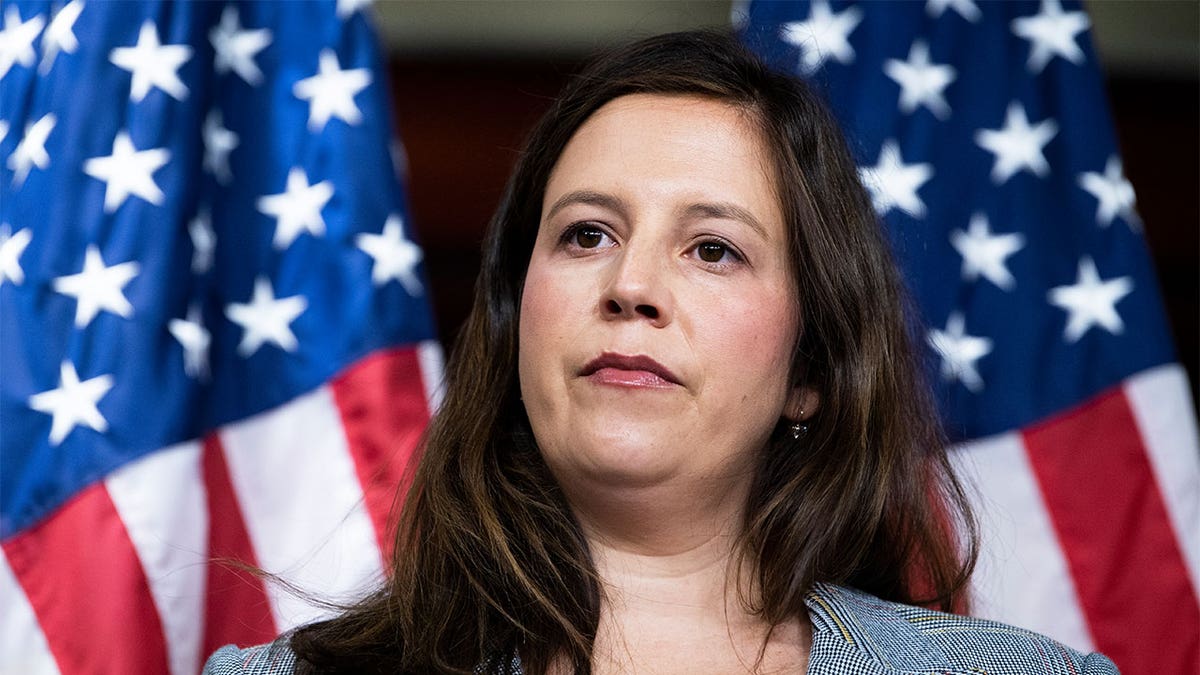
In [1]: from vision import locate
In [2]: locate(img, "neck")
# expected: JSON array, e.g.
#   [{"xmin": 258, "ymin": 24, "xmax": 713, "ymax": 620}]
[
  {"xmin": 588, "ymin": 512, "xmax": 747, "ymax": 621},
  {"xmin": 561, "ymin": 477, "xmax": 809, "ymax": 673},
  {"xmin": 567, "ymin": 470, "xmax": 758, "ymax": 621}
]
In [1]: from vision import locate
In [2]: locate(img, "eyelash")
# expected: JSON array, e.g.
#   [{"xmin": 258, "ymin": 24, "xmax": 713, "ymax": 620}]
[
  {"xmin": 558, "ymin": 222, "xmax": 746, "ymax": 268},
  {"xmin": 693, "ymin": 238, "xmax": 745, "ymax": 266},
  {"xmin": 559, "ymin": 222, "xmax": 614, "ymax": 250}
]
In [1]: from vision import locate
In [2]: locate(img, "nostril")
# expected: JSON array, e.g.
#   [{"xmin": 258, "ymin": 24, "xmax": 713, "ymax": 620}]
[
  {"xmin": 606, "ymin": 299, "xmax": 622, "ymax": 314},
  {"xmin": 635, "ymin": 304, "xmax": 659, "ymax": 320}
]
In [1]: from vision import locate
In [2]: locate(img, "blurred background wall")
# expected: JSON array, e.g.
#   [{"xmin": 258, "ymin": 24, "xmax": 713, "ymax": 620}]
[{"xmin": 371, "ymin": 0, "xmax": 1198, "ymax": 398}]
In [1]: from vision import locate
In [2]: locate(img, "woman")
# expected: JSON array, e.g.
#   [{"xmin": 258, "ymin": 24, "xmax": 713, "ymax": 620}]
[{"xmin": 206, "ymin": 30, "xmax": 1118, "ymax": 674}]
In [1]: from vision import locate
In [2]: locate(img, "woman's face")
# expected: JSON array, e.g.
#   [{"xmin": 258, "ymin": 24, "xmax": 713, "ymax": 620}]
[{"xmin": 518, "ymin": 93, "xmax": 811, "ymax": 501}]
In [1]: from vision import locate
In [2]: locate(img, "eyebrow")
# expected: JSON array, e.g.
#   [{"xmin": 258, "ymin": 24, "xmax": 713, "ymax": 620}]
[
  {"xmin": 545, "ymin": 190, "xmax": 629, "ymax": 222},
  {"xmin": 682, "ymin": 202, "xmax": 769, "ymax": 241},
  {"xmin": 546, "ymin": 190, "xmax": 770, "ymax": 241}
]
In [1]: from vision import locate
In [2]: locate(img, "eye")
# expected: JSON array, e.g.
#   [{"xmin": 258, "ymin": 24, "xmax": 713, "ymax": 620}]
[
  {"xmin": 575, "ymin": 226, "xmax": 605, "ymax": 248},
  {"xmin": 560, "ymin": 223, "xmax": 614, "ymax": 250},
  {"xmin": 697, "ymin": 242, "xmax": 729, "ymax": 263},
  {"xmin": 692, "ymin": 239, "xmax": 744, "ymax": 265}
]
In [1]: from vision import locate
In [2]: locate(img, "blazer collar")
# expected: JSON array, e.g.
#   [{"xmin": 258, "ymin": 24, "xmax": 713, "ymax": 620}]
[{"xmin": 804, "ymin": 583, "xmax": 957, "ymax": 674}]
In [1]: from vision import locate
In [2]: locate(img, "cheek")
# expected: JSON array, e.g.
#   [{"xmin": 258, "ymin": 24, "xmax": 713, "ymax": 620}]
[
  {"xmin": 518, "ymin": 258, "xmax": 572, "ymax": 397},
  {"xmin": 520, "ymin": 260, "xmax": 558, "ymax": 346},
  {"xmin": 701, "ymin": 285, "xmax": 798, "ymax": 395}
]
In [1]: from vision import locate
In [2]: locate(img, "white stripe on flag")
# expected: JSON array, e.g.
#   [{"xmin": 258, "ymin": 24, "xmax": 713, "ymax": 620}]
[
  {"xmin": 105, "ymin": 440, "xmax": 208, "ymax": 675},
  {"xmin": 0, "ymin": 549, "xmax": 61, "ymax": 675},
  {"xmin": 218, "ymin": 385, "xmax": 385, "ymax": 630},
  {"xmin": 950, "ymin": 431, "xmax": 1095, "ymax": 651},
  {"xmin": 1125, "ymin": 363, "xmax": 1200, "ymax": 595},
  {"xmin": 418, "ymin": 339, "xmax": 445, "ymax": 413}
]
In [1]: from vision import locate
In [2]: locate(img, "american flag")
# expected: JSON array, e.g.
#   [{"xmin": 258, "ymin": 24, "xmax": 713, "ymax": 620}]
[
  {"xmin": 0, "ymin": 1, "xmax": 440, "ymax": 673},
  {"xmin": 740, "ymin": 1, "xmax": 1199, "ymax": 672}
]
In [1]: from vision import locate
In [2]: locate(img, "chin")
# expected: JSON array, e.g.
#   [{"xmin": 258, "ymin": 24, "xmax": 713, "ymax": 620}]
[{"xmin": 544, "ymin": 427, "xmax": 684, "ymax": 489}]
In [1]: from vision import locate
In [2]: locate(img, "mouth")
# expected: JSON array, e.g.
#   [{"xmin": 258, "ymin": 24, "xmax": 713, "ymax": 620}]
[{"xmin": 579, "ymin": 352, "xmax": 682, "ymax": 388}]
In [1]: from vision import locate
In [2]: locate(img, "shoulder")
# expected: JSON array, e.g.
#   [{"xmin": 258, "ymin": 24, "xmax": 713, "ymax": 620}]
[
  {"xmin": 202, "ymin": 638, "xmax": 298, "ymax": 675},
  {"xmin": 806, "ymin": 584, "xmax": 1119, "ymax": 675}
]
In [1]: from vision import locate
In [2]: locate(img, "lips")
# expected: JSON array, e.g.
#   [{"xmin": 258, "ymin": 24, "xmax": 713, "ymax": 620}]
[{"xmin": 579, "ymin": 352, "xmax": 682, "ymax": 387}]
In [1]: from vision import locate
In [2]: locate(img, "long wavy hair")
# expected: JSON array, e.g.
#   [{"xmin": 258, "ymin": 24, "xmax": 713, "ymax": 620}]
[{"xmin": 290, "ymin": 29, "xmax": 976, "ymax": 674}]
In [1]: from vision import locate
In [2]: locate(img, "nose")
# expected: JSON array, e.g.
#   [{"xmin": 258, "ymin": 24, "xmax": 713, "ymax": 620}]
[{"xmin": 599, "ymin": 242, "xmax": 673, "ymax": 327}]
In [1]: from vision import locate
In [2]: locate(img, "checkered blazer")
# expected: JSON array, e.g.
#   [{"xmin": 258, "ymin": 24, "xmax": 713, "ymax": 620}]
[{"xmin": 203, "ymin": 584, "xmax": 1119, "ymax": 674}]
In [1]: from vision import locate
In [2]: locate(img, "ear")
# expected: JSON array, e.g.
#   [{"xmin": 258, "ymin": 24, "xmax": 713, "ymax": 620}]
[{"xmin": 783, "ymin": 385, "xmax": 819, "ymax": 422}]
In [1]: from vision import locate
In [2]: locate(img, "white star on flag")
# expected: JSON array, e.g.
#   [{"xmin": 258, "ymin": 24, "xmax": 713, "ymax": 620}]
[
  {"xmin": 926, "ymin": 0, "xmax": 981, "ymax": 22},
  {"xmin": 884, "ymin": 40, "xmax": 956, "ymax": 120},
  {"xmin": 189, "ymin": 210, "xmax": 216, "ymax": 273},
  {"xmin": 83, "ymin": 130, "xmax": 170, "ymax": 212},
  {"xmin": 336, "ymin": 0, "xmax": 375, "ymax": 19},
  {"xmin": 357, "ymin": 214, "xmax": 424, "ymax": 294},
  {"xmin": 51, "ymin": 245, "xmax": 141, "ymax": 328},
  {"xmin": 39, "ymin": 0, "xmax": 83, "ymax": 74},
  {"xmin": 1011, "ymin": 0, "xmax": 1089, "ymax": 74},
  {"xmin": 974, "ymin": 102, "xmax": 1058, "ymax": 184},
  {"xmin": 28, "ymin": 361, "xmax": 115, "ymax": 446},
  {"xmin": 1, "ymin": 223, "xmax": 32, "ymax": 285},
  {"xmin": 929, "ymin": 312, "xmax": 993, "ymax": 393},
  {"xmin": 225, "ymin": 277, "xmax": 308, "ymax": 357},
  {"xmin": 780, "ymin": 0, "xmax": 863, "ymax": 76},
  {"xmin": 0, "ymin": 6, "xmax": 44, "ymax": 80},
  {"xmin": 109, "ymin": 20, "xmax": 193, "ymax": 102},
  {"xmin": 949, "ymin": 213, "xmax": 1025, "ymax": 291},
  {"xmin": 209, "ymin": 6, "xmax": 272, "ymax": 87},
  {"xmin": 858, "ymin": 140, "xmax": 933, "ymax": 218},
  {"xmin": 8, "ymin": 112, "xmax": 55, "ymax": 187},
  {"xmin": 256, "ymin": 168, "xmax": 334, "ymax": 250},
  {"xmin": 1048, "ymin": 256, "xmax": 1134, "ymax": 343},
  {"xmin": 1078, "ymin": 155, "xmax": 1138, "ymax": 228},
  {"xmin": 203, "ymin": 110, "xmax": 239, "ymax": 184},
  {"xmin": 0, "ymin": 119, "xmax": 8, "ymax": 144},
  {"xmin": 292, "ymin": 49, "xmax": 372, "ymax": 132},
  {"xmin": 169, "ymin": 305, "xmax": 211, "ymax": 379}
]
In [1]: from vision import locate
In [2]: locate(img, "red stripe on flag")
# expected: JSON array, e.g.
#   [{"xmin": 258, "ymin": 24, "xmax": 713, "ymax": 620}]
[
  {"xmin": 1, "ymin": 482, "xmax": 170, "ymax": 675},
  {"xmin": 1023, "ymin": 386, "xmax": 1200, "ymax": 674},
  {"xmin": 330, "ymin": 347, "xmax": 430, "ymax": 560},
  {"xmin": 201, "ymin": 434, "xmax": 277, "ymax": 654}
]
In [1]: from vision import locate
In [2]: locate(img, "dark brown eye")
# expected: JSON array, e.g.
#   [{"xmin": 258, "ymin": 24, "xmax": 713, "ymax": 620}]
[
  {"xmin": 697, "ymin": 242, "xmax": 727, "ymax": 263},
  {"xmin": 574, "ymin": 227, "xmax": 604, "ymax": 248}
]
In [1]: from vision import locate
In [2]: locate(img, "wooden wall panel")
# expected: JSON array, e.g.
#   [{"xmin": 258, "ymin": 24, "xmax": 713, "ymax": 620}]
[{"xmin": 389, "ymin": 58, "xmax": 575, "ymax": 347}]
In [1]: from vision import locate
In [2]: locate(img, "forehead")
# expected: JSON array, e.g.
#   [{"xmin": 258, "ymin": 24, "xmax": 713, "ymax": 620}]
[{"xmin": 542, "ymin": 93, "xmax": 784, "ymax": 236}]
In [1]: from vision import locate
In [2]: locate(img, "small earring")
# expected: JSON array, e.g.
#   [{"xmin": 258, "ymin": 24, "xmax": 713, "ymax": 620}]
[{"xmin": 790, "ymin": 408, "xmax": 808, "ymax": 439}]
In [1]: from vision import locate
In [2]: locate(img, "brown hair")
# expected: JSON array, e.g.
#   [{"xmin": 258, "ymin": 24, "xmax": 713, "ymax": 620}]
[{"xmin": 290, "ymin": 29, "xmax": 976, "ymax": 674}]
